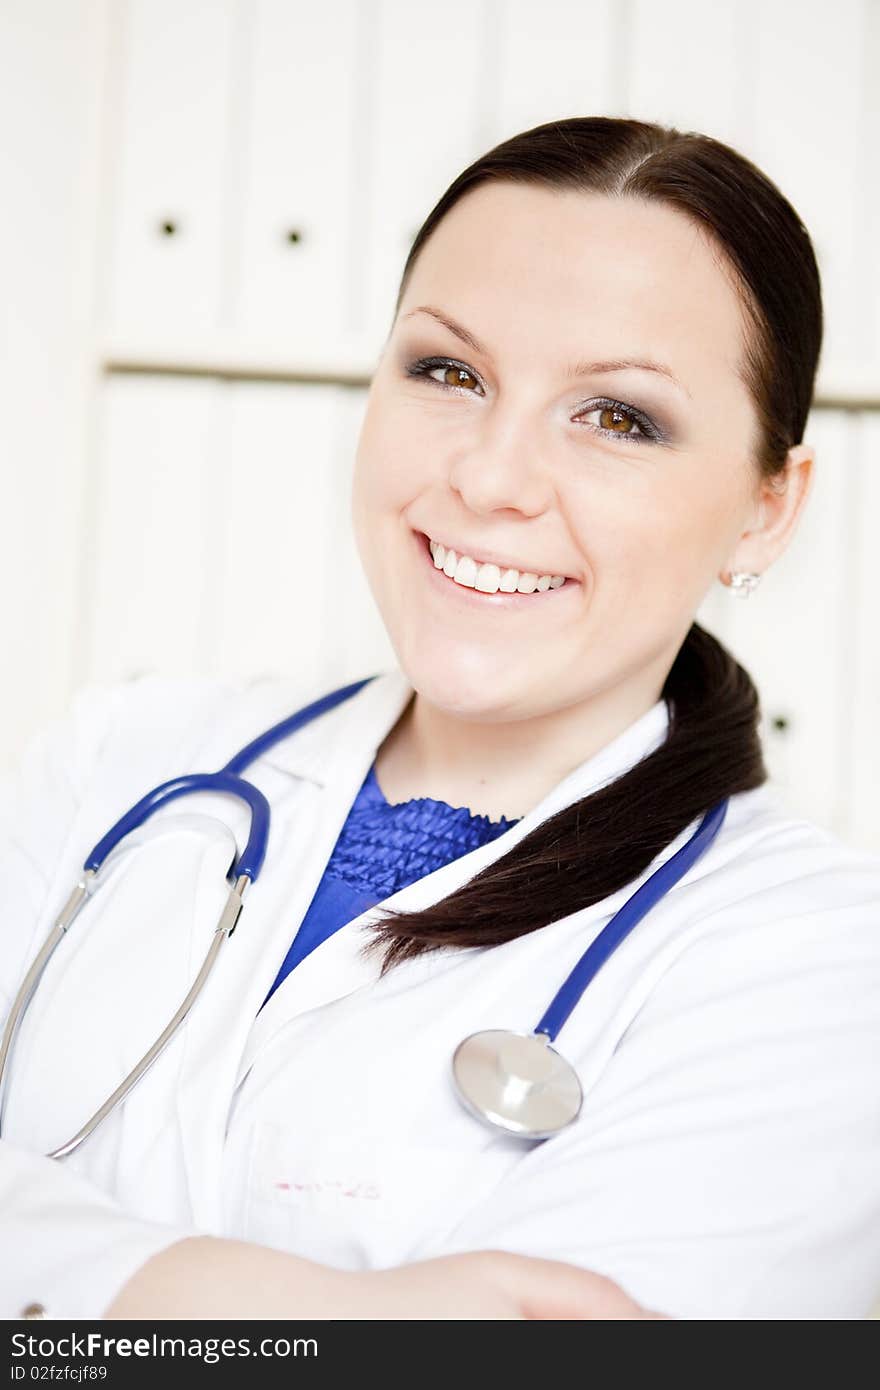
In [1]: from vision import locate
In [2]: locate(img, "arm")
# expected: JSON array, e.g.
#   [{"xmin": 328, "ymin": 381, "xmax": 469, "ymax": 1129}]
[
  {"xmin": 102, "ymin": 1235, "xmax": 669, "ymax": 1320},
  {"xmin": 0, "ymin": 1140, "xmax": 207, "ymax": 1320}
]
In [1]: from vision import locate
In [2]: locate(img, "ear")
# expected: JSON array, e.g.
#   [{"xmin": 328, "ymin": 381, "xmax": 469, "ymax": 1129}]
[{"xmin": 719, "ymin": 442, "xmax": 815, "ymax": 586}]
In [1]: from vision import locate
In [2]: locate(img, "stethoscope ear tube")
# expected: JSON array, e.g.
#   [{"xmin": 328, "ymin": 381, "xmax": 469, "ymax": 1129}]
[
  {"xmin": 0, "ymin": 870, "xmax": 97, "ymax": 1137},
  {"xmin": 0, "ymin": 871, "xmax": 250, "ymax": 1161}
]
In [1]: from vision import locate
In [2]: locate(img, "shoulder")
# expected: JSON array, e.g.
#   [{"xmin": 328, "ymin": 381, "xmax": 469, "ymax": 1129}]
[
  {"xmin": 637, "ymin": 783, "xmax": 880, "ymax": 1034},
  {"xmin": 2, "ymin": 670, "xmax": 329, "ymax": 858},
  {"xmin": 36, "ymin": 669, "xmax": 327, "ymax": 788},
  {"xmin": 1, "ymin": 669, "xmax": 337, "ymax": 953},
  {"xmin": 704, "ymin": 782, "xmax": 880, "ymax": 920}
]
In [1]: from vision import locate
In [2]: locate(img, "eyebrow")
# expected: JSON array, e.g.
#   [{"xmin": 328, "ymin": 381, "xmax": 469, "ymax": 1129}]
[{"xmin": 401, "ymin": 305, "xmax": 692, "ymax": 400}]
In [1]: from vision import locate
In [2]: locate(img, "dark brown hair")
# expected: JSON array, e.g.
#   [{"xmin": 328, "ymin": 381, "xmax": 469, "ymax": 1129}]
[{"xmin": 360, "ymin": 115, "xmax": 823, "ymax": 975}]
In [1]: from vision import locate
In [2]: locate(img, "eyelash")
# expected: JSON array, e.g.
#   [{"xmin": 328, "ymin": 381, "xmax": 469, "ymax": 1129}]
[{"xmin": 403, "ymin": 356, "xmax": 664, "ymax": 445}]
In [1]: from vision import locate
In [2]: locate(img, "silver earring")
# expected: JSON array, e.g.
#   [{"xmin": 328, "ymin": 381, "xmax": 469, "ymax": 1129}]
[{"xmin": 726, "ymin": 570, "xmax": 762, "ymax": 598}]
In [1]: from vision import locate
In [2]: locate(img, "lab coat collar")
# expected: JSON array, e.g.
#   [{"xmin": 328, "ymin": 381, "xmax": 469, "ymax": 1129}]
[
  {"xmin": 255, "ymin": 665, "xmax": 671, "ymax": 807},
  {"xmin": 253, "ymin": 668, "xmax": 414, "ymax": 785}
]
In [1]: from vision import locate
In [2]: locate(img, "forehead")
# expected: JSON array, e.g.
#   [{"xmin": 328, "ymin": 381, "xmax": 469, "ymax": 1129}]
[{"xmin": 400, "ymin": 183, "xmax": 748, "ymax": 391}]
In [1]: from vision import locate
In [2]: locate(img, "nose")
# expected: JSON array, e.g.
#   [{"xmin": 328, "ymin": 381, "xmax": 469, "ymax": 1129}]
[{"xmin": 447, "ymin": 415, "xmax": 554, "ymax": 518}]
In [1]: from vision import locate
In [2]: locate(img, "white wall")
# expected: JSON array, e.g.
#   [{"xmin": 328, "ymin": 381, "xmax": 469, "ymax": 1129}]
[
  {"xmin": 0, "ymin": 0, "xmax": 109, "ymax": 745},
  {"xmin": 1, "ymin": 0, "xmax": 878, "ymax": 852}
]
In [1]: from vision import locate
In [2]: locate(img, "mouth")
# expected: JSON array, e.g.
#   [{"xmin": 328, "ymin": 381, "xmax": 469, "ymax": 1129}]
[{"xmin": 412, "ymin": 530, "xmax": 581, "ymax": 609}]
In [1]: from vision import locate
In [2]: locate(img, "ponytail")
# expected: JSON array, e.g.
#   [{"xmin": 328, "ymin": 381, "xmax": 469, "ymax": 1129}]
[{"xmin": 363, "ymin": 622, "xmax": 767, "ymax": 975}]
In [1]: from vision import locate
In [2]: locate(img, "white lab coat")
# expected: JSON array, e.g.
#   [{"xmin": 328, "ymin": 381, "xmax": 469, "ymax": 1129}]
[{"xmin": 2, "ymin": 667, "xmax": 880, "ymax": 1322}]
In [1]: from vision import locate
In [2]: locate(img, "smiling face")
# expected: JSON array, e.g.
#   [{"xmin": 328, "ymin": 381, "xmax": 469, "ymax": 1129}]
[{"xmin": 351, "ymin": 182, "xmax": 779, "ymax": 723}]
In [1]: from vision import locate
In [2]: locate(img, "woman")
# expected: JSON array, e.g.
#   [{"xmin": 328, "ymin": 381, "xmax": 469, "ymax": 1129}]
[{"xmin": 2, "ymin": 116, "xmax": 879, "ymax": 1322}]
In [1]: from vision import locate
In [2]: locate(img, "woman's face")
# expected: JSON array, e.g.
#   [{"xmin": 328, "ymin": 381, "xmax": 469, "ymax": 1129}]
[{"xmin": 352, "ymin": 183, "xmax": 787, "ymax": 721}]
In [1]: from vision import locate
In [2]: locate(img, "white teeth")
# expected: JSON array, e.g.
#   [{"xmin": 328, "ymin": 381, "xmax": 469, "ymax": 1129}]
[
  {"xmin": 475, "ymin": 562, "xmax": 501, "ymax": 593},
  {"xmin": 454, "ymin": 555, "xmax": 478, "ymax": 588},
  {"xmin": 427, "ymin": 536, "xmax": 568, "ymax": 594}
]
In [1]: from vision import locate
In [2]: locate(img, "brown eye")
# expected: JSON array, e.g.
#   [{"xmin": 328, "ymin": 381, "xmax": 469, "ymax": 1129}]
[
  {"xmin": 576, "ymin": 399, "xmax": 658, "ymax": 444},
  {"xmin": 598, "ymin": 405, "xmax": 638, "ymax": 434},
  {"xmin": 439, "ymin": 364, "xmax": 479, "ymax": 390},
  {"xmin": 405, "ymin": 357, "xmax": 484, "ymax": 394}
]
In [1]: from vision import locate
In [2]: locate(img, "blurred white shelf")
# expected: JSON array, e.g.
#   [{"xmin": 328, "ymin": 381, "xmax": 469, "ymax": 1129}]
[{"xmin": 100, "ymin": 336, "xmax": 383, "ymax": 385}]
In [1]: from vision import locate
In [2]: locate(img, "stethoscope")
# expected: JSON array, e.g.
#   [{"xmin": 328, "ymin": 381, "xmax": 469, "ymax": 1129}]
[{"xmin": 0, "ymin": 675, "xmax": 728, "ymax": 1160}]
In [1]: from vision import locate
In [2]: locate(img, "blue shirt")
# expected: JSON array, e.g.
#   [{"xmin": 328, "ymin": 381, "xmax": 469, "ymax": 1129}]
[{"xmin": 261, "ymin": 761, "xmax": 519, "ymax": 1008}]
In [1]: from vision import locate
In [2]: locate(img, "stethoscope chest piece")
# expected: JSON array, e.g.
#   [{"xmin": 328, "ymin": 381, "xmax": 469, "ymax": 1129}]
[{"xmin": 451, "ymin": 1029, "xmax": 583, "ymax": 1141}]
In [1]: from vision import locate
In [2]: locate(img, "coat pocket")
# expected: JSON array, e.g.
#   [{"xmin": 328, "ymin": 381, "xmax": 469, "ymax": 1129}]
[{"xmin": 240, "ymin": 1118, "xmax": 522, "ymax": 1270}]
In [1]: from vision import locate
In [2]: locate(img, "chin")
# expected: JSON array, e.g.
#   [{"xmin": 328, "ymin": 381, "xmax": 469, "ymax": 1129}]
[{"xmin": 395, "ymin": 647, "xmax": 525, "ymax": 721}]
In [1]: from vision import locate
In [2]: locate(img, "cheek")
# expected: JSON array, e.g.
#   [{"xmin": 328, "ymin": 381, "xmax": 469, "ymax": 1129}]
[
  {"xmin": 351, "ymin": 409, "xmax": 420, "ymax": 601},
  {"xmin": 567, "ymin": 473, "xmax": 731, "ymax": 607},
  {"xmin": 351, "ymin": 405, "xmax": 397, "ymax": 553},
  {"xmin": 660, "ymin": 461, "xmax": 753, "ymax": 574},
  {"xmin": 353, "ymin": 402, "xmax": 426, "ymax": 518},
  {"xmin": 350, "ymin": 446, "xmax": 370, "ymax": 564}
]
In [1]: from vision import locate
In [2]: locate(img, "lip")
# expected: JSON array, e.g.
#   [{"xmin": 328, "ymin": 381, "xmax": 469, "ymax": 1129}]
[{"xmin": 412, "ymin": 529, "xmax": 581, "ymax": 609}]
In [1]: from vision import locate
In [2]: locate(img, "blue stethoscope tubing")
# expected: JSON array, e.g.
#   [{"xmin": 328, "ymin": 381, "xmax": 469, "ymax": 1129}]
[
  {"xmin": 0, "ymin": 674, "xmax": 728, "ymax": 1157},
  {"xmin": 85, "ymin": 675, "xmax": 376, "ymax": 882}
]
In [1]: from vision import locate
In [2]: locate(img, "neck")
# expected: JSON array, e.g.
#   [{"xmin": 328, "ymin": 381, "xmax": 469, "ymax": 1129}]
[{"xmin": 374, "ymin": 668, "xmax": 669, "ymax": 822}]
